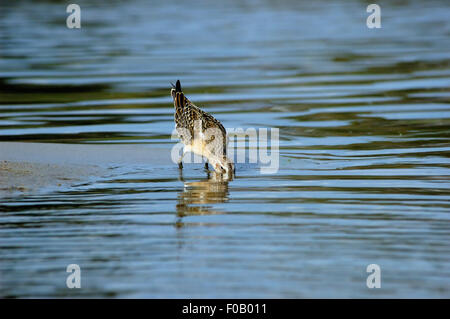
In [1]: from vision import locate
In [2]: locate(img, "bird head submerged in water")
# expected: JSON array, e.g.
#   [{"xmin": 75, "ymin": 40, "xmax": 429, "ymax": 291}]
[{"xmin": 171, "ymin": 80, "xmax": 234, "ymax": 175}]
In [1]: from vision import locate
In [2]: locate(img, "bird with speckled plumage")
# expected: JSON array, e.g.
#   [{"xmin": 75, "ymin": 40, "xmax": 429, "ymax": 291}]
[{"xmin": 171, "ymin": 80, "xmax": 234, "ymax": 174}]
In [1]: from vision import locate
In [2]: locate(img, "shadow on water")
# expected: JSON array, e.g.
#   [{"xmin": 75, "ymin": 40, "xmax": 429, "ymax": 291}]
[{"xmin": 176, "ymin": 170, "xmax": 232, "ymax": 223}]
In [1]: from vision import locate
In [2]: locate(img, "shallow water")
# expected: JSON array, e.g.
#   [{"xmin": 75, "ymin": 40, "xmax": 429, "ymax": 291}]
[{"xmin": 0, "ymin": 0, "xmax": 449, "ymax": 298}]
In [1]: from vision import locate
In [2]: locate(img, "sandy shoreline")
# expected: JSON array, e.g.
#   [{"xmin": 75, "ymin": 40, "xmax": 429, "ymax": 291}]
[
  {"xmin": 0, "ymin": 142, "xmax": 171, "ymax": 196},
  {"xmin": 0, "ymin": 160, "xmax": 104, "ymax": 196}
]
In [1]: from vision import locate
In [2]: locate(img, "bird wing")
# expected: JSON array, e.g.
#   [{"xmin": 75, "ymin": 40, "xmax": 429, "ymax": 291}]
[
  {"xmin": 173, "ymin": 90, "xmax": 194, "ymax": 144},
  {"xmin": 172, "ymin": 81, "xmax": 227, "ymax": 153}
]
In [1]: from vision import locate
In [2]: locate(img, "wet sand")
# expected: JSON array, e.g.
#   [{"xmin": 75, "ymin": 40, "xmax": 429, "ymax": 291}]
[{"xmin": 0, "ymin": 142, "xmax": 171, "ymax": 196}]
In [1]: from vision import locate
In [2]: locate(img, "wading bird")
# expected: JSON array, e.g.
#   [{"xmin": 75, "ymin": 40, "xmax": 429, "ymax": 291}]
[{"xmin": 171, "ymin": 80, "xmax": 234, "ymax": 175}]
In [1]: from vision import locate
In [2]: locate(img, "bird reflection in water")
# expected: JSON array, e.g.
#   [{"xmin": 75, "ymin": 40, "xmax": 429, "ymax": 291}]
[{"xmin": 176, "ymin": 170, "xmax": 232, "ymax": 225}]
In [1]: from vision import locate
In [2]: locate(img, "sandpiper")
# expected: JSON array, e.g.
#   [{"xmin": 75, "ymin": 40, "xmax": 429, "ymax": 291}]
[{"xmin": 171, "ymin": 80, "xmax": 234, "ymax": 174}]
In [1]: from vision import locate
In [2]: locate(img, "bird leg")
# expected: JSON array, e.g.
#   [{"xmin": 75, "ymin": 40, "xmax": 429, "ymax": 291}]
[
  {"xmin": 177, "ymin": 150, "xmax": 185, "ymax": 169},
  {"xmin": 178, "ymin": 166, "xmax": 185, "ymax": 182}
]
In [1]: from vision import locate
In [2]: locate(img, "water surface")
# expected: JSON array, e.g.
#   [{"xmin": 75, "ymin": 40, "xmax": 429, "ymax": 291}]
[{"xmin": 0, "ymin": 0, "xmax": 449, "ymax": 298}]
